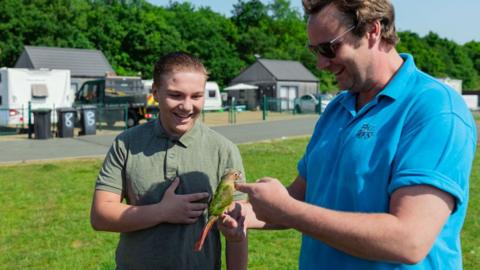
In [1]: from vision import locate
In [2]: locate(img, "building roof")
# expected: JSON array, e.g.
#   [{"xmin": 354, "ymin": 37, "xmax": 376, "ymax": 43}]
[
  {"xmin": 14, "ymin": 46, "xmax": 114, "ymax": 77},
  {"xmin": 257, "ymin": 59, "xmax": 318, "ymax": 82},
  {"xmin": 230, "ymin": 58, "xmax": 318, "ymax": 85}
]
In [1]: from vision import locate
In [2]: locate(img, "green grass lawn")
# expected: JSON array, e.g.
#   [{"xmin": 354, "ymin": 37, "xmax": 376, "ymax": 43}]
[{"xmin": 0, "ymin": 137, "xmax": 478, "ymax": 269}]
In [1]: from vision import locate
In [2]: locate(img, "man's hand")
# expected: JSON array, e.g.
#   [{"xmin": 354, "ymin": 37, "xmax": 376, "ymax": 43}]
[
  {"xmin": 235, "ymin": 177, "xmax": 295, "ymax": 226},
  {"xmin": 218, "ymin": 202, "xmax": 247, "ymax": 242},
  {"xmin": 158, "ymin": 177, "xmax": 210, "ymax": 224}
]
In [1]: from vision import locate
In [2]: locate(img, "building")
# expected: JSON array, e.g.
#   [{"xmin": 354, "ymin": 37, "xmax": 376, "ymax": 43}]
[
  {"xmin": 228, "ymin": 59, "xmax": 319, "ymax": 111},
  {"xmin": 15, "ymin": 46, "xmax": 114, "ymax": 92}
]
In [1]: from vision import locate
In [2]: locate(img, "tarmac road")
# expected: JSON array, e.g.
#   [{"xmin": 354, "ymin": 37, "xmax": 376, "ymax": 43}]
[{"xmin": 0, "ymin": 116, "xmax": 319, "ymax": 164}]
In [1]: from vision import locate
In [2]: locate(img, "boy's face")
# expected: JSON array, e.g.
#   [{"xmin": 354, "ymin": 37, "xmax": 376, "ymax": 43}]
[{"xmin": 153, "ymin": 71, "xmax": 206, "ymax": 137}]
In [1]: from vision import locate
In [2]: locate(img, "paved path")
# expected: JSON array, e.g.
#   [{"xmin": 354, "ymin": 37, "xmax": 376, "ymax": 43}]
[{"xmin": 0, "ymin": 116, "xmax": 318, "ymax": 164}]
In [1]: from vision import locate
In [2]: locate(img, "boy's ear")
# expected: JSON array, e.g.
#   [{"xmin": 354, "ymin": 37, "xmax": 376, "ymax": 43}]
[{"xmin": 152, "ymin": 83, "xmax": 160, "ymax": 102}]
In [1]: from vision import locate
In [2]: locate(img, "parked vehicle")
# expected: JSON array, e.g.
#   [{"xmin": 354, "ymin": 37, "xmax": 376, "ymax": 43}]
[
  {"xmin": 74, "ymin": 75, "xmax": 158, "ymax": 127},
  {"xmin": 203, "ymin": 82, "xmax": 222, "ymax": 111},
  {"xmin": 294, "ymin": 93, "xmax": 332, "ymax": 114},
  {"xmin": 0, "ymin": 68, "xmax": 72, "ymax": 126}
]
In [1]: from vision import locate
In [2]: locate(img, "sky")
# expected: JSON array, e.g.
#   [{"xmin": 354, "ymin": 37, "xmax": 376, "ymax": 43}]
[{"xmin": 149, "ymin": 0, "xmax": 480, "ymax": 45}]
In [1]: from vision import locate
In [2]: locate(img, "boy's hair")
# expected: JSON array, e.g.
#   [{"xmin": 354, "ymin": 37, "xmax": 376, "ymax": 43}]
[
  {"xmin": 153, "ymin": 52, "xmax": 208, "ymax": 87},
  {"xmin": 302, "ymin": 0, "xmax": 398, "ymax": 45}
]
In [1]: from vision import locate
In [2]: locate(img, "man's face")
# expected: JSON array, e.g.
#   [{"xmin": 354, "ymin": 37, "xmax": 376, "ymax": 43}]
[
  {"xmin": 153, "ymin": 71, "xmax": 206, "ymax": 137},
  {"xmin": 307, "ymin": 4, "xmax": 373, "ymax": 93}
]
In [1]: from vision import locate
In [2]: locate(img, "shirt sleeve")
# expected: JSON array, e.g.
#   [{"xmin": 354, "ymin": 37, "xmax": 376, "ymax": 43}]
[
  {"xmin": 388, "ymin": 112, "xmax": 476, "ymax": 211},
  {"xmin": 95, "ymin": 136, "xmax": 127, "ymax": 196}
]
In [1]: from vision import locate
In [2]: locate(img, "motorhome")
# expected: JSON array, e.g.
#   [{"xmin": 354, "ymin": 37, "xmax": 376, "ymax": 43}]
[{"xmin": 0, "ymin": 68, "xmax": 72, "ymax": 126}]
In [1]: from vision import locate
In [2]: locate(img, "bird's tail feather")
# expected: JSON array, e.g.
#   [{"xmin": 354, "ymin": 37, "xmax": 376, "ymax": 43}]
[{"xmin": 194, "ymin": 217, "xmax": 217, "ymax": 252}]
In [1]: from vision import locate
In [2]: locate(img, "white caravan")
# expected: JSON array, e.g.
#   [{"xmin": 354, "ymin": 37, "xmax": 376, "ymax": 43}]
[
  {"xmin": 203, "ymin": 81, "xmax": 222, "ymax": 111},
  {"xmin": 0, "ymin": 68, "xmax": 72, "ymax": 126}
]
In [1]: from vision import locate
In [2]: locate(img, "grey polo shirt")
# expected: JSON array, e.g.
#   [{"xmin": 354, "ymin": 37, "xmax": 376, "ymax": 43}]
[{"xmin": 96, "ymin": 119, "xmax": 245, "ymax": 270}]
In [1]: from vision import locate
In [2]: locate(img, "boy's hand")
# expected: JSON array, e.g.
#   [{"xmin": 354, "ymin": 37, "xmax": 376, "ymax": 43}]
[
  {"xmin": 158, "ymin": 177, "xmax": 209, "ymax": 224},
  {"xmin": 218, "ymin": 202, "xmax": 247, "ymax": 242}
]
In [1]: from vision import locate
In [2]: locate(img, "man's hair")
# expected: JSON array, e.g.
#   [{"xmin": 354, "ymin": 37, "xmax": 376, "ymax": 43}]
[
  {"xmin": 302, "ymin": 0, "xmax": 398, "ymax": 45},
  {"xmin": 153, "ymin": 52, "xmax": 208, "ymax": 87}
]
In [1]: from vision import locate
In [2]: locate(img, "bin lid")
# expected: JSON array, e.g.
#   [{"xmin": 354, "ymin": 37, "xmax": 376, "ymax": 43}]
[
  {"xmin": 80, "ymin": 105, "xmax": 97, "ymax": 110},
  {"xmin": 57, "ymin": 107, "xmax": 76, "ymax": 112},
  {"xmin": 32, "ymin": 108, "xmax": 52, "ymax": 113}
]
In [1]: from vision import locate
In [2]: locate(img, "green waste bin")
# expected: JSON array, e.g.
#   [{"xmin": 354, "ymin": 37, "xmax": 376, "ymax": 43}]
[
  {"xmin": 32, "ymin": 108, "xmax": 52, "ymax": 139},
  {"xmin": 57, "ymin": 107, "xmax": 76, "ymax": 138}
]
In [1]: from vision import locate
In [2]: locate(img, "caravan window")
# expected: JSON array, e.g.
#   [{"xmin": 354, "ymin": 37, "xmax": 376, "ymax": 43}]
[{"xmin": 208, "ymin": 90, "xmax": 216, "ymax": 98}]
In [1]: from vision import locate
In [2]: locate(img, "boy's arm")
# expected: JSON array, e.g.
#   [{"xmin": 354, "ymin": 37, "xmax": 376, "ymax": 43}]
[
  {"xmin": 226, "ymin": 239, "xmax": 248, "ymax": 270},
  {"xmin": 91, "ymin": 178, "xmax": 209, "ymax": 232}
]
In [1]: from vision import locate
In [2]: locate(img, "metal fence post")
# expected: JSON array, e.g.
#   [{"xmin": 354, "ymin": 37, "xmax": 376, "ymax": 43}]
[
  {"xmin": 28, "ymin": 101, "xmax": 32, "ymax": 139},
  {"xmin": 262, "ymin": 95, "xmax": 267, "ymax": 121},
  {"xmin": 292, "ymin": 98, "xmax": 296, "ymax": 115},
  {"xmin": 21, "ymin": 104, "xmax": 25, "ymax": 130},
  {"xmin": 318, "ymin": 95, "xmax": 322, "ymax": 115},
  {"xmin": 232, "ymin": 97, "xmax": 236, "ymax": 124},
  {"xmin": 124, "ymin": 104, "xmax": 128, "ymax": 130},
  {"xmin": 52, "ymin": 103, "xmax": 56, "ymax": 137},
  {"xmin": 98, "ymin": 105, "xmax": 102, "ymax": 131}
]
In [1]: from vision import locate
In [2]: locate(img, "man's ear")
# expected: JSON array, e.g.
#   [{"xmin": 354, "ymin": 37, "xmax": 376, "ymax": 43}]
[{"xmin": 366, "ymin": 20, "xmax": 382, "ymax": 47}]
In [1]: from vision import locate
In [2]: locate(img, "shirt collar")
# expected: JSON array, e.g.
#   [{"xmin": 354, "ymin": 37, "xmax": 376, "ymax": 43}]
[
  {"xmin": 377, "ymin": 53, "xmax": 416, "ymax": 100},
  {"xmin": 338, "ymin": 53, "xmax": 417, "ymax": 113},
  {"xmin": 153, "ymin": 119, "xmax": 201, "ymax": 148}
]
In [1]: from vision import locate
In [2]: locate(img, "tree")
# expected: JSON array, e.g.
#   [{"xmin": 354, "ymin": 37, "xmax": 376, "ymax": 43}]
[{"xmin": 167, "ymin": 2, "xmax": 244, "ymax": 86}]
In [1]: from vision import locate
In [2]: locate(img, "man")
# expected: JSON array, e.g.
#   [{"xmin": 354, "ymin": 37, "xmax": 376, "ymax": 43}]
[
  {"xmin": 234, "ymin": 0, "xmax": 477, "ymax": 269},
  {"xmin": 90, "ymin": 52, "xmax": 247, "ymax": 270}
]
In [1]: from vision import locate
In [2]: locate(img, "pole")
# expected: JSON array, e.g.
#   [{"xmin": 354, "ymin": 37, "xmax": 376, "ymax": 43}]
[
  {"xmin": 52, "ymin": 103, "xmax": 55, "ymax": 138},
  {"xmin": 262, "ymin": 95, "xmax": 267, "ymax": 121},
  {"xmin": 124, "ymin": 104, "xmax": 128, "ymax": 130},
  {"xmin": 28, "ymin": 101, "xmax": 32, "ymax": 139},
  {"xmin": 21, "ymin": 104, "xmax": 25, "ymax": 130},
  {"xmin": 318, "ymin": 95, "xmax": 322, "ymax": 115},
  {"xmin": 232, "ymin": 97, "xmax": 236, "ymax": 124}
]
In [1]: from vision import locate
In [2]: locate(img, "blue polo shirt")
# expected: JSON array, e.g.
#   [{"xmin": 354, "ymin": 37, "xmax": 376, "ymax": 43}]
[{"xmin": 297, "ymin": 54, "xmax": 477, "ymax": 270}]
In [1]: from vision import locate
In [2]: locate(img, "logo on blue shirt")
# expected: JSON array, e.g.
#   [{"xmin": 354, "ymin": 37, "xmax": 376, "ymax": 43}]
[{"xmin": 356, "ymin": 123, "xmax": 375, "ymax": 139}]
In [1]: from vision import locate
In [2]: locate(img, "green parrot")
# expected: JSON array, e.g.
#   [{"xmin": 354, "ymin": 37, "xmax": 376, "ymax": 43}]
[{"xmin": 194, "ymin": 168, "xmax": 243, "ymax": 251}]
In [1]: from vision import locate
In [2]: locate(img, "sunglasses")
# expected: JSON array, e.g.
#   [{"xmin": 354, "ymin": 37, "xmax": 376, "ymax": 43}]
[{"xmin": 307, "ymin": 25, "xmax": 355, "ymax": 59}]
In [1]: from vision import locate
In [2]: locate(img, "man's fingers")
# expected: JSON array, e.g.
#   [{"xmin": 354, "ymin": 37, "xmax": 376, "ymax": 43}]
[
  {"xmin": 256, "ymin": 177, "xmax": 274, "ymax": 183},
  {"xmin": 235, "ymin": 182, "xmax": 255, "ymax": 193}
]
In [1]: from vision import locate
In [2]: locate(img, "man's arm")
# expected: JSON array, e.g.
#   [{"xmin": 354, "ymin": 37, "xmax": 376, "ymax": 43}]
[
  {"xmin": 236, "ymin": 178, "xmax": 454, "ymax": 264},
  {"xmin": 90, "ymin": 178, "xmax": 209, "ymax": 232}
]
